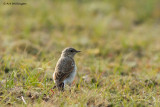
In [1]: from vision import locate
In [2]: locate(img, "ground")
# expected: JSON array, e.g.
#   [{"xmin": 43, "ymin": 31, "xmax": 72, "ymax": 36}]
[{"xmin": 0, "ymin": 0, "xmax": 160, "ymax": 106}]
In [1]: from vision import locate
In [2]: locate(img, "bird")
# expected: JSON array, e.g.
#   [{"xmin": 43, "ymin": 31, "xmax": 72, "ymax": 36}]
[{"xmin": 53, "ymin": 47, "xmax": 81, "ymax": 91}]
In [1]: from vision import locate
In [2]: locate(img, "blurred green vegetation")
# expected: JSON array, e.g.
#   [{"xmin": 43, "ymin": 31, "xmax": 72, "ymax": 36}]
[{"xmin": 0, "ymin": 0, "xmax": 160, "ymax": 106}]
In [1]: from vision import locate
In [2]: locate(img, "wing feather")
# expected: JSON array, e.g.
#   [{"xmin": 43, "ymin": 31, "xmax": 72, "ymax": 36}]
[{"xmin": 54, "ymin": 57, "xmax": 74, "ymax": 83}]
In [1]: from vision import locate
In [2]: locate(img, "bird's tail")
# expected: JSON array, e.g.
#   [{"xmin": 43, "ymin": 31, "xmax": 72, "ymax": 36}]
[{"xmin": 52, "ymin": 82, "xmax": 64, "ymax": 91}]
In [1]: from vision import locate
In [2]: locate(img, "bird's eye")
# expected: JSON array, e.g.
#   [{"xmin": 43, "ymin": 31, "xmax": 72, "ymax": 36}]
[{"xmin": 70, "ymin": 50, "xmax": 73, "ymax": 52}]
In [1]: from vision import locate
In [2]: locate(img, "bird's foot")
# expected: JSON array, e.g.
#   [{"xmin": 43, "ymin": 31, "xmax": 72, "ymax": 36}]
[{"xmin": 59, "ymin": 82, "xmax": 64, "ymax": 92}]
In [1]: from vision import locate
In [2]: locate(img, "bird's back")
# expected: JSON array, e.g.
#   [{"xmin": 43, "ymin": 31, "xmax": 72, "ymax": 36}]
[{"xmin": 53, "ymin": 56, "xmax": 75, "ymax": 84}]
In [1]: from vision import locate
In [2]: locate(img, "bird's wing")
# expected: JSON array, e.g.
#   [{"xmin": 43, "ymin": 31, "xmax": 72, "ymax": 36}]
[{"xmin": 54, "ymin": 57, "xmax": 74, "ymax": 83}]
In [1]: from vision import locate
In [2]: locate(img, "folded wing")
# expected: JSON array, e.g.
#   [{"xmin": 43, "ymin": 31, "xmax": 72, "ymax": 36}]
[{"xmin": 54, "ymin": 57, "xmax": 74, "ymax": 83}]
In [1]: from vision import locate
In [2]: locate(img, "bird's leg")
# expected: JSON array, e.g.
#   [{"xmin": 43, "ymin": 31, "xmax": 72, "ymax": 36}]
[
  {"xmin": 52, "ymin": 85, "xmax": 56, "ymax": 89},
  {"xmin": 58, "ymin": 82, "xmax": 64, "ymax": 91},
  {"xmin": 51, "ymin": 85, "xmax": 56, "ymax": 95},
  {"xmin": 61, "ymin": 82, "xmax": 64, "ymax": 91}
]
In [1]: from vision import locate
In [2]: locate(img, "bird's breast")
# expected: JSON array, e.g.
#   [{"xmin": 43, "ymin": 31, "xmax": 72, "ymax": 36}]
[{"xmin": 64, "ymin": 65, "xmax": 77, "ymax": 85}]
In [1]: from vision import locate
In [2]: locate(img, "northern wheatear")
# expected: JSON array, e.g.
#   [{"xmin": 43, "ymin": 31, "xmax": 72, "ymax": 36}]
[{"xmin": 53, "ymin": 47, "xmax": 81, "ymax": 91}]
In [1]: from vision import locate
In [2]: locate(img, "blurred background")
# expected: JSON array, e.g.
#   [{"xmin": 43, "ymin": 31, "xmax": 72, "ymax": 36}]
[
  {"xmin": 1, "ymin": 0, "xmax": 160, "ymax": 71},
  {"xmin": 0, "ymin": 0, "xmax": 160, "ymax": 106},
  {"xmin": 0, "ymin": 0, "xmax": 160, "ymax": 58},
  {"xmin": 0, "ymin": 0, "xmax": 160, "ymax": 57}
]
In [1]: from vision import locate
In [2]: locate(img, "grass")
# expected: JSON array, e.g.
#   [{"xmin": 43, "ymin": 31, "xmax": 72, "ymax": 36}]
[{"xmin": 0, "ymin": 0, "xmax": 160, "ymax": 106}]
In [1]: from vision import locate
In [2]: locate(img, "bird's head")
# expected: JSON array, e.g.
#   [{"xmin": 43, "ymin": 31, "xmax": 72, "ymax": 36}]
[{"xmin": 61, "ymin": 47, "xmax": 81, "ymax": 58}]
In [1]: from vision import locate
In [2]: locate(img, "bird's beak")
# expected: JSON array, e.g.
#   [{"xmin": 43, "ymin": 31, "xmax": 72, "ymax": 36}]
[{"xmin": 76, "ymin": 50, "xmax": 81, "ymax": 53}]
